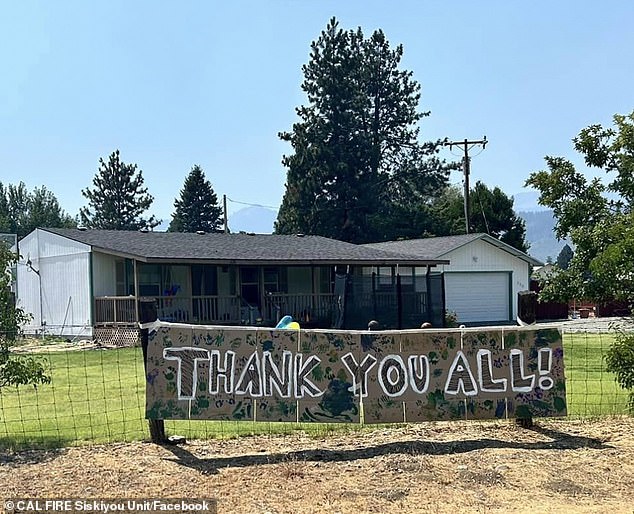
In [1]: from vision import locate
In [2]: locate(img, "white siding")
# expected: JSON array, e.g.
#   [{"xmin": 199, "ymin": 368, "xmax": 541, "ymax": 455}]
[
  {"xmin": 438, "ymin": 239, "xmax": 531, "ymax": 322},
  {"xmin": 16, "ymin": 232, "xmax": 41, "ymax": 331},
  {"xmin": 16, "ymin": 229, "xmax": 92, "ymax": 337},
  {"xmin": 92, "ymin": 252, "xmax": 118, "ymax": 297}
]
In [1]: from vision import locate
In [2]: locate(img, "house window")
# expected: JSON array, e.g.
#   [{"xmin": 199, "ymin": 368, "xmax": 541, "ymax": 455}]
[
  {"xmin": 115, "ymin": 258, "xmax": 133, "ymax": 295},
  {"xmin": 138, "ymin": 264, "xmax": 161, "ymax": 296},
  {"xmin": 240, "ymin": 267, "xmax": 260, "ymax": 306},
  {"xmin": 263, "ymin": 267, "xmax": 279, "ymax": 293},
  {"xmin": 262, "ymin": 267, "xmax": 288, "ymax": 294},
  {"xmin": 398, "ymin": 266, "xmax": 415, "ymax": 291},
  {"xmin": 115, "ymin": 260, "xmax": 126, "ymax": 296},
  {"xmin": 319, "ymin": 266, "xmax": 333, "ymax": 293},
  {"xmin": 377, "ymin": 266, "xmax": 394, "ymax": 288}
]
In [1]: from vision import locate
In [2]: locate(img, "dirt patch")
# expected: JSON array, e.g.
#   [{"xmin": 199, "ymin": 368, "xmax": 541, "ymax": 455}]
[{"xmin": 1, "ymin": 418, "xmax": 633, "ymax": 513}]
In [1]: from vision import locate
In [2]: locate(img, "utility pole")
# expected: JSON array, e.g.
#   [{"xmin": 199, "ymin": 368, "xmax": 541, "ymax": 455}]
[
  {"xmin": 223, "ymin": 194, "xmax": 228, "ymax": 233},
  {"xmin": 444, "ymin": 137, "xmax": 487, "ymax": 233}
]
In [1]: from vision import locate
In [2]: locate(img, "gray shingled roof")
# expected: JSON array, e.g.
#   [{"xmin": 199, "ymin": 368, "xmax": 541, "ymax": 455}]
[
  {"xmin": 364, "ymin": 233, "xmax": 542, "ymax": 266},
  {"xmin": 41, "ymin": 228, "xmax": 449, "ymax": 266}
]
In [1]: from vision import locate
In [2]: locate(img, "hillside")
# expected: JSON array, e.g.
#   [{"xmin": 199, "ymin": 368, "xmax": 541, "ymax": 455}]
[{"xmin": 518, "ymin": 210, "xmax": 569, "ymax": 262}]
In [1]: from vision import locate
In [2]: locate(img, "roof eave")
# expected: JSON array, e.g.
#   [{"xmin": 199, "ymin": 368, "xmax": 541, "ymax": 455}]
[{"xmin": 140, "ymin": 257, "xmax": 450, "ymax": 266}]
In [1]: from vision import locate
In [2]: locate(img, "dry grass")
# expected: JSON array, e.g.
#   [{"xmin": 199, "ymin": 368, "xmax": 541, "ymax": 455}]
[{"xmin": 1, "ymin": 417, "xmax": 634, "ymax": 513}]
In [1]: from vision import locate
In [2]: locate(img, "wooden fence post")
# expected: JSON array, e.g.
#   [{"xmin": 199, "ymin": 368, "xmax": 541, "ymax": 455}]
[
  {"xmin": 396, "ymin": 274, "xmax": 403, "ymax": 330},
  {"xmin": 139, "ymin": 297, "xmax": 166, "ymax": 444}
]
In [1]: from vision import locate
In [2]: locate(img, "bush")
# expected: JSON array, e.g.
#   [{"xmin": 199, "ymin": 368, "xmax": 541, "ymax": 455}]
[
  {"xmin": 444, "ymin": 310, "xmax": 458, "ymax": 328},
  {"xmin": 0, "ymin": 243, "xmax": 50, "ymax": 389},
  {"xmin": 605, "ymin": 324, "xmax": 634, "ymax": 413}
]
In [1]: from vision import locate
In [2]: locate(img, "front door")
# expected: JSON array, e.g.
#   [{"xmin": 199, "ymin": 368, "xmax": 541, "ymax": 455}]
[{"xmin": 240, "ymin": 267, "xmax": 260, "ymax": 307}]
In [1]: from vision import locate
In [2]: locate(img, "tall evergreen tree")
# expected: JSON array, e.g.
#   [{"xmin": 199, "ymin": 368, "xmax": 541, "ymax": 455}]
[
  {"xmin": 430, "ymin": 182, "xmax": 529, "ymax": 252},
  {"xmin": 80, "ymin": 150, "xmax": 159, "ymax": 230},
  {"xmin": 275, "ymin": 18, "xmax": 453, "ymax": 243},
  {"xmin": 168, "ymin": 165, "xmax": 223, "ymax": 233},
  {"xmin": 556, "ymin": 243, "xmax": 574, "ymax": 270},
  {"xmin": 470, "ymin": 182, "xmax": 529, "ymax": 252}
]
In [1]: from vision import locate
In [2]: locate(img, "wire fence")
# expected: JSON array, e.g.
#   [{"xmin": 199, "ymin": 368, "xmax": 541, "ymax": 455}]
[{"xmin": 0, "ymin": 328, "xmax": 631, "ymax": 450}]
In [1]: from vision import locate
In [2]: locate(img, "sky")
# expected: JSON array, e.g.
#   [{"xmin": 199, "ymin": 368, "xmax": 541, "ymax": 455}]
[{"xmin": 1, "ymin": 1, "xmax": 633, "ymax": 223}]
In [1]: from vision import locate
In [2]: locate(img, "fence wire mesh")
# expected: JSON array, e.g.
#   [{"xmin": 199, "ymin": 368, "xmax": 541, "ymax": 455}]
[{"xmin": 0, "ymin": 327, "xmax": 631, "ymax": 450}]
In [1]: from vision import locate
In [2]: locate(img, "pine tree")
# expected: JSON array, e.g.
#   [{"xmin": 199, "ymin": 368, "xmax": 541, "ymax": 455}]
[
  {"xmin": 556, "ymin": 243, "xmax": 574, "ymax": 270},
  {"xmin": 429, "ymin": 182, "xmax": 529, "ymax": 252},
  {"xmin": 168, "ymin": 165, "xmax": 223, "ymax": 233},
  {"xmin": 275, "ymin": 18, "xmax": 452, "ymax": 243},
  {"xmin": 80, "ymin": 150, "xmax": 159, "ymax": 230}
]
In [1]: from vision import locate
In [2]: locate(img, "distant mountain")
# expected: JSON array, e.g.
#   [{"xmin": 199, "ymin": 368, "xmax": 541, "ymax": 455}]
[
  {"xmin": 152, "ymin": 206, "xmax": 278, "ymax": 234},
  {"xmin": 518, "ymin": 210, "xmax": 570, "ymax": 263},
  {"xmin": 512, "ymin": 190, "xmax": 549, "ymax": 212},
  {"xmin": 228, "ymin": 206, "xmax": 277, "ymax": 234}
]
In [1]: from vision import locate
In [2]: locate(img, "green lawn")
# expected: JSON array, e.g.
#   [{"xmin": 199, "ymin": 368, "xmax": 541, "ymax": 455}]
[
  {"xmin": 563, "ymin": 332, "xmax": 629, "ymax": 416},
  {"xmin": 0, "ymin": 332, "xmax": 629, "ymax": 449}
]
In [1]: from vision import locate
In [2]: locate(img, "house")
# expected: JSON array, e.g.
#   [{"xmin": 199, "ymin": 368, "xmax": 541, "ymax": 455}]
[
  {"xmin": 16, "ymin": 228, "xmax": 448, "ymax": 340},
  {"xmin": 365, "ymin": 233, "xmax": 542, "ymax": 325}
]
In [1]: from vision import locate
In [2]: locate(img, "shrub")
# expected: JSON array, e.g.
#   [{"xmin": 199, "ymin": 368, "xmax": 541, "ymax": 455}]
[{"xmin": 605, "ymin": 320, "xmax": 634, "ymax": 413}]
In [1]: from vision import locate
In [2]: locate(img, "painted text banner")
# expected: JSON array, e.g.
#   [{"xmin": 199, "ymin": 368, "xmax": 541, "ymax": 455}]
[{"xmin": 145, "ymin": 323, "xmax": 567, "ymax": 423}]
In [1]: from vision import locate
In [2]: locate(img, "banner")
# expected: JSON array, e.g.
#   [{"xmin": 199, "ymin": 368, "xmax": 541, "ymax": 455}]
[{"xmin": 145, "ymin": 323, "xmax": 566, "ymax": 423}]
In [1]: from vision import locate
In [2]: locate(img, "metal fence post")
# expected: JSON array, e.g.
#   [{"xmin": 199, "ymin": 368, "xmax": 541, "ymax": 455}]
[{"xmin": 139, "ymin": 298, "xmax": 166, "ymax": 444}]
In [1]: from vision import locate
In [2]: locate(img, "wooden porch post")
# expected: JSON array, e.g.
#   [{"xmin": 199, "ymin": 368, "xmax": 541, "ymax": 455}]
[
  {"xmin": 426, "ymin": 265, "xmax": 433, "ymax": 324},
  {"xmin": 133, "ymin": 259, "xmax": 140, "ymax": 323},
  {"xmin": 396, "ymin": 270, "xmax": 402, "ymax": 330}
]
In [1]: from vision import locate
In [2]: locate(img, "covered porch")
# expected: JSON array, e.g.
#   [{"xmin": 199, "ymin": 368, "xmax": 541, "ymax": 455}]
[
  {"xmin": 93, "ymin": 260, "xmax": 340, "ymax": 328},
  {"xmin": 93, "ymin": 263, "xmax": 444, "ymax": 329}
]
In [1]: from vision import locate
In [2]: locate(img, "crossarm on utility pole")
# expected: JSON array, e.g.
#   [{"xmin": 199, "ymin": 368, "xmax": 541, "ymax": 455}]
[{"xmin": 443, "ymin": 137, "xmax": 487, "ymax": 234}]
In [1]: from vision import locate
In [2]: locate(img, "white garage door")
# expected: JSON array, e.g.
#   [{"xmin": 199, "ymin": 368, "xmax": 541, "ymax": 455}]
[{"xmin": 444, "ymin": 272, "xmax": 510, "ymax": 324}]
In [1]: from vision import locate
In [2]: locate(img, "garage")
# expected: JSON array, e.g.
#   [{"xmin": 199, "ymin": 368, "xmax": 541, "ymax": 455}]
[
  {"xmin": 444, "ymin": 272, "xmax": 510, "ymax": 323},
  {"xmin": 364, "ymin": 234, "xmax": 541, "ymax": 325}
]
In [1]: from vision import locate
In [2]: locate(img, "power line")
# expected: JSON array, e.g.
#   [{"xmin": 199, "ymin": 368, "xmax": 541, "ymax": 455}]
[{"xmin": 226, "ymin": 197, "xmax": 279, "ymax": 210}]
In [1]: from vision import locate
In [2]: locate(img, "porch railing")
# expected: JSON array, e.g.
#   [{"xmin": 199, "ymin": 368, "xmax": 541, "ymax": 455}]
[
  {"xmin": 94, "ymin": 296, "xmax": 137, "ymax": 325},
  {"xmin": 94, "ymin": 295, "xmax": 242, "ymax": 326},
  {"xmin": 155, "ymin": 295, "xmax": 241, "ymax": 324},
  {"xmin": 264, "ymin": 293, "xmax": 337, "ymax": 327}
]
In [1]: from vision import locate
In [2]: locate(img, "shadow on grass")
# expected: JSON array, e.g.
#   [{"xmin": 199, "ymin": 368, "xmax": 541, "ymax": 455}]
[
  {"xmin": 162, "ymin": 423, "xmax": 610, "ymax": 476},
  {"xmin": 0, "ymin": 436, "xmax": 71, "ymax": 464}
]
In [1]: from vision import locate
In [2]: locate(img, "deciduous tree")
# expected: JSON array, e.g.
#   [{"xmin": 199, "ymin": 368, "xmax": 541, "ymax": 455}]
[
  {"xmin": 526, "ymin": 111, "xmax": 634, "ymax": 303},
  {"xmin": 0, "ymin": 182, "xmax": 75, "ymax": 238},
  {"xmin": 0, "ymin": 243, "xmax": 50, "ymax": 389}
]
